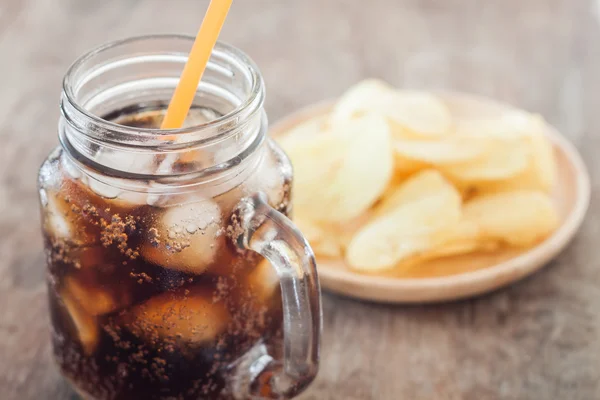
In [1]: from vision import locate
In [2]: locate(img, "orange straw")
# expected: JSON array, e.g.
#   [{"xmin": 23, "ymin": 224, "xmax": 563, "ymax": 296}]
[{"xmin": 161, "ymin": 0, "xmax": 234, "ymax": 130}]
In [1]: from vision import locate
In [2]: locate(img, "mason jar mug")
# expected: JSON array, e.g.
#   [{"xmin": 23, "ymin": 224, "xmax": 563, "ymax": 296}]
[{"xmin": 38, "ymin": 35, "xmax": 321, "ymax": 400}]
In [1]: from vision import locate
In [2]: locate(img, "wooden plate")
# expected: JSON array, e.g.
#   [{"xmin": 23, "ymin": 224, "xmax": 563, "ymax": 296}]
[{"xmin": 270, "ymin": 92, "xmax": 591, "ymax": 303}]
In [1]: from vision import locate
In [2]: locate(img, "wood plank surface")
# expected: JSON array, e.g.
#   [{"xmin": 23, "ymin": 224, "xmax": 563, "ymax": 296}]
[{"xmin": 0, "ymin": 0, "xmax": 598, "ymax": 399}]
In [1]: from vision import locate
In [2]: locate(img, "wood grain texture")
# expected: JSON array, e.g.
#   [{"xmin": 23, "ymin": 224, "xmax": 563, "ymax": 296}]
[{"xmin": 0, "ymin": 0, "xmax": 598, "ymax": 399}]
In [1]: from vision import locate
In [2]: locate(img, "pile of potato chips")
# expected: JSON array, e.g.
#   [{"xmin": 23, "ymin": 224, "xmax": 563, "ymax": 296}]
[{"xmin": 277, "ymin": 79, "xmax": 560, "ymax": 273}]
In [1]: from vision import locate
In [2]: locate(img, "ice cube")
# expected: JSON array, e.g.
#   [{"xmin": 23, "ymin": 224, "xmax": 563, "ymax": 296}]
[
  {"xmin": 153, "ymin": 152, "xmax": 211, "ymax": 181},
  {"xmin": 152, "ymin": 108, "xmax": 220, "ymax": 176},
  {"xmin": 183, "ymin": 107, "xmax": 221, "ymax": 127},
  {"xmin": 125, "ymin": 286, "xmax": 230, "ymax": 345},
  {"xmin": 86, "ymin": 178, "xmax": 124, "ymax": 200},
  {"xmin": 243, "ymin": 142, "xmax": 291, "ymax": 214},
  {"xmin": 43, "ymin": 184, "xmax": 97, "ymax": 245},
  {"xmin": 154, "ymin": 150, "xmax": 211, "ymax": 178},
  {"xmin": 232, "ymin": 260, "xmax": 281, "ymax": 340},
  {"xmin": 154, "ymin": 154, "xmax": 181, "ymax": 177},
  {"xmin": 61, "ymin": 155, "xmax": 82, "ymax": 180},
  {"xmin": 141, "ymin": 199, "xmax": 224, "ymax": 274},
  {"xmin": 94, "ymin": 148, "xmax": 157, "ymax": 176},
  {"xmin": 142, "ymin": 181, "xmax": 190, "ymax": 208},
  {"xmin": 84, "ymin": 149, "xmax": 154, "ymax": 211},
  {"xmin": 214, "ymin": 146, "xmax": 290, "ymax": 224},
  {"xmin": 245, "ymin": 259, "xmax": 280, "ymax": 304},
  {"xmin": 63, "ymin": 273, "xmax": 132, "ymax": 316},
  {"xmin": 85, "ymin": 177, "xmax": 148, "ymax": 212},
  {"xmin": 61, "ymin": 289, "xmax": 99, "ymax": 355},
  {"xmin": 44, "ymin": 195, "xmax": 73, "ymax": 240}
]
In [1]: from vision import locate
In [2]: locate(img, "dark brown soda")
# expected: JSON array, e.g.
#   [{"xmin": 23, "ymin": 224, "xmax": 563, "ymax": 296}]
[{"xmin": 43, "ymin": 106, "xmax": 288, "ymax": 400}]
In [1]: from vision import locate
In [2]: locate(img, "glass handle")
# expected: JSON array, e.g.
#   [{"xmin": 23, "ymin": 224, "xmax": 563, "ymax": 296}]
[{"xmin": 234, "ymin": 192, "xmax": 322, "ymax": 398}]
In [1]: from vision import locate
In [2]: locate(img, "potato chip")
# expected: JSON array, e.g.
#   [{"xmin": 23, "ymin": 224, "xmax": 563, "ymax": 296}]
[
  {"xmin": 463, "ymin": 190, "xmax": 559, "ymax": 247},
  {"xmin": 333, "ymin": 212, "xmax": 374, "ymax": 252},
  {"xmin": 282, "ymin": 134, "xmax": 348, "ymax": 217},
  {"xmin": 295, "ymin": 216, "xmax": 343, "ymax": 258},
  {"xmin": 456, "ymin": 115, "xmax": 527, "ymax": 141},
  {"xmin": 313, "ymin": 239, "xmax": 344, "ymax": 258},
  {"xmin": 477, "ymin": 115, "xmax": 556, "ymax": 193},
  {"xmin": 392, "ymin": 220, "xmax": 496, "ymax": 270},
  {"xmin": 295, "ymin": 213, "xmax": 369, "ymax": 258},
  {"xmin": 521, "ymin": 117, "xmax": 556, "ymax": 191},
  {"xmin": 331, "ymin": 79, "xmax": 396, "ymax": 124},
  {"xmin": 332, "ymin": 80, "xmax": 452, "ymax": 137},
  {"xmin": 379, "ymin": 170, "xmax": 410, "ymax": 203},
  {"xmin": 374, "ymin": 169, "xmax": 457, "ymax": 217},
  {"xmin": 294, "ymin": 215, "xmax": 325, "ymax": 243},
  {"xmin": 284, "ymin": 114, "xmax": 394, "ymax": 222},
  {"xmin": 280, "ymin": 82, "xmax": 561, "ymax": 275},
  {"xmin": 347, "ymin": 191, "xmax": 461, "ymax": 271},
  {"xmin": 276, "ymin": 115, "xmax": 329, "ymax": 149},
  {"xmin": 403, "ymin": 209, "xmax": 484, "ymax": 264},
  {"xmin": 524, "ymin": 126, "xmax": 556, "ymax": 191},
  {"xmin": 379, "ymin": 91, "xmax": 453, "ymax": 137},
  {"xmin": 393, "ymin": 136, "xmax": 489, "ymax": 165},
  {"xmin": 426, "ymin": 241, "xmax": 480, "ymax": 259},
  {"xmin": 442, "ymin": 137, "xmax": 529, "ymax": 182},
  {"xmin": 424, "ymin": 219, "xmax": 482, "ymax": 258},
  {"xmin": 394, "ymin": 153, "xmax": 430, "ymax": 176}
]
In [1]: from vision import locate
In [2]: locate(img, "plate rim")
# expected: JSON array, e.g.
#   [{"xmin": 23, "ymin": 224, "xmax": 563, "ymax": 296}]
[{"xmin": 270, "ymin": 93, "xmax": 591, "ymax": 303}]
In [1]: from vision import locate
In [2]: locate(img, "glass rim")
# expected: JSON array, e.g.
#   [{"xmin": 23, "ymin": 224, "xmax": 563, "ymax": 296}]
[{"xmin": 62, "ymin": 34, "xmax": 265, "ymax": 144}]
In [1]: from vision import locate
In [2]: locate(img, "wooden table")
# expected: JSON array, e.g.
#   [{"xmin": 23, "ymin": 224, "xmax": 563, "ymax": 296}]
[{"xmin": 1, "ymin": 0, "xmax": 598, "ymax": 399}]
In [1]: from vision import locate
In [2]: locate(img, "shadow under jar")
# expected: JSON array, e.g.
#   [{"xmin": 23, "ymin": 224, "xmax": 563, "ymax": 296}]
[{"xmin": 38, "ymin": 35, "xmax": 321, "ymax": 400}]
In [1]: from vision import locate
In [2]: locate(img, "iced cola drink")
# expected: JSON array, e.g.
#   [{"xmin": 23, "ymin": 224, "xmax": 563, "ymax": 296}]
[{"xmin": 38, "ymin": 36, "xmax": 321, "ymax": 400}]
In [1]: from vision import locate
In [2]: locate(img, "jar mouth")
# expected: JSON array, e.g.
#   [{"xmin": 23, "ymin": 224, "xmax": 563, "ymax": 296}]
[{"xmin": 62, "ymin": 34, "xmax": 265, "ymax": 148}]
